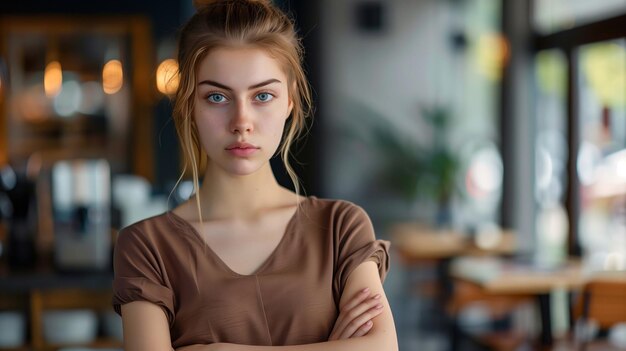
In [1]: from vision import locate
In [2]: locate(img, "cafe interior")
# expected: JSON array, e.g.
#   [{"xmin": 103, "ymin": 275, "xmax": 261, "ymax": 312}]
[{"xmin": 0, "ymin": 0, "xmax": 625, "ymax": 350}]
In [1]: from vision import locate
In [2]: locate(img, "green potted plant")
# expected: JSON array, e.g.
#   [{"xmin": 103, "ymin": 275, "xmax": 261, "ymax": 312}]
[{"xmin": 342, "ymin": 101, "xmax": 460, "ymax": 227}]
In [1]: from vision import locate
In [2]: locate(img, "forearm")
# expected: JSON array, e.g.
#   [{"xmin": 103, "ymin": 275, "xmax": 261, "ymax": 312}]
[
  {"xmin": 175, "ymin": 332, "xmax": 397, "ymax": 351},
  {"xmin": 217, "ymin": 331, "xmax": 396, "ymax": 351},
  {"xmin": 232, "ymin": 336, "xmax": 396, "ymax": 351}
]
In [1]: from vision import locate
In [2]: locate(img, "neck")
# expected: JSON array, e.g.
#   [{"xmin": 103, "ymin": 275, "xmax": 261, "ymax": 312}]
[{"xmin": 194, "ymin": 162, "xmax": 295, "ymax": 221}]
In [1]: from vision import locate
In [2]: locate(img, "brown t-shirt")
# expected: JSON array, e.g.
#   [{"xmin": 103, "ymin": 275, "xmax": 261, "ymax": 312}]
[{"xmin": 112, "ymin": 196, "xmax": 390, "ymax": 347}]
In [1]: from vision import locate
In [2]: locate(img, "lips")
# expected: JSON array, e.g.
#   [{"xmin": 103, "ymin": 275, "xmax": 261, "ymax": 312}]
[
  {"xmin": 225, "ymin": 142, "xmax": 260, "ymax": 157},
  {"xmin": 226, "ymin": 142, "xmax": 259, "ymax": 150}
]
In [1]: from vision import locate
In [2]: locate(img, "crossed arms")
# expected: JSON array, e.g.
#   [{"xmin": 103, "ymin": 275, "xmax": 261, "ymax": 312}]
[{"xmin": 121, "ymin": 261, "xmax": 398, "ymax": 351}]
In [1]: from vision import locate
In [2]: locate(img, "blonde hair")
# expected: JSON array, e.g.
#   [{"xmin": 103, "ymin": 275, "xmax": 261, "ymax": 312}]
[{"xmin": 171, "ymin": 0, "xmax": 313, "ymax": 221}]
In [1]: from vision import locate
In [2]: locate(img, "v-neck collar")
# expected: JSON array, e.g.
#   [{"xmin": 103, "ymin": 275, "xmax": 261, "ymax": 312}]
[{"xmin": 167, "ymin": 197, "xmax": 311, "ymax": 277}]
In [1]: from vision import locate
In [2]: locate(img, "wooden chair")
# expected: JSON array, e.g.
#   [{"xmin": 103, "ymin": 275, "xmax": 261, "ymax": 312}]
[
  {"xmin": 447, "ymin": 280, "xmax": 533, "ymax": 351},
  {"xmin": 571, "ymin": 279, "xmax": 626, "ymax": 351}
]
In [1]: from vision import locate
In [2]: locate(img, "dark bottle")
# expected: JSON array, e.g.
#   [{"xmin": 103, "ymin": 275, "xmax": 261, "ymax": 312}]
[{"xmin": 3, "ymin": 168, "xmax": 38, "ymax": 270}]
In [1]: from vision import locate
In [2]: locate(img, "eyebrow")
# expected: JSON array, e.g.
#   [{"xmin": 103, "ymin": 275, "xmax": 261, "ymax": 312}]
[{"xmin": 197, "ymin": 78, "xmax": 281, "ymax": 91}]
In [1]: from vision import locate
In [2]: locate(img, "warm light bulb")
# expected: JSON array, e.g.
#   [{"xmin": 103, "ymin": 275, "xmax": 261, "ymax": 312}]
[
  {"xmin": 44, "ymin": 61, "xmax": 63, "ymax": 97},
  {"xmin": 156, "ymin": 59, "xmax": 179, "ymax": 95},
  {"xmin": 475, "ymin": 33, "xmax": 509, "ymax": 81},
  {"xmin": 102, "ymin": 59, "xmax": 123, "ymax": 94}
]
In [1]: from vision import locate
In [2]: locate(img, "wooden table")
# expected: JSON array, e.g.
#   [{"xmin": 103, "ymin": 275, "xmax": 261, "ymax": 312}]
[
  {"xmin": 450, "ymin": 257, "xmax": 626, "ymax": 348},
  {"xmin": 391, "ymin": 223, "xmax": 517, "ymax": 304},
  {"xmin": 450, "ymin": 257, "xmax": 584, "ymax": 294},
  {"xmin": 391, "ymin": 223, "xmax": 517, "ymax": 261}
]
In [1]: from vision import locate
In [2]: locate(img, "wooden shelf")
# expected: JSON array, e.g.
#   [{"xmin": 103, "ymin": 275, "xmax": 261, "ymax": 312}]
[
  {"xmin": 0, "ymin": 334, "xmax": 122, "ymax": 351},
  {"xmin": 0, "ymin": 346, "xmax": 31, "ymax": 351},
  {"xmin": 40, "ymin": 337, "xmax": 122, "ymax": 351},
  {"xmin": 0, "ymin": 242, "xmax": 119, "ymax": 351}
]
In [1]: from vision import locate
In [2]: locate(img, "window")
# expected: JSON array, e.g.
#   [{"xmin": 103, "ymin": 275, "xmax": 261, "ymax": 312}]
[{"xmin": 532, "ymin": 6, "xmax": 626, "ymax": 268}]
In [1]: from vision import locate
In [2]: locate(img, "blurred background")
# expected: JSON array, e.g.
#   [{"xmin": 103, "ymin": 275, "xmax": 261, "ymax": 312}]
[{"xmin": 0, "ymin": 0, "xmax": 625, "ymax": 350}]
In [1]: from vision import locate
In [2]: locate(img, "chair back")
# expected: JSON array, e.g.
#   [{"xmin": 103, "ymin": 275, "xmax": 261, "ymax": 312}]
[{"xmin": 575, "ymin": 279, "xmax": 626, "ymax": 329}]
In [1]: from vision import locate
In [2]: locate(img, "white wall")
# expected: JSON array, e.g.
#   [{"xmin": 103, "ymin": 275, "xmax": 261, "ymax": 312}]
[{"xmin": 319, "ymin": 0, "xmax": 502, "ymax": 226}]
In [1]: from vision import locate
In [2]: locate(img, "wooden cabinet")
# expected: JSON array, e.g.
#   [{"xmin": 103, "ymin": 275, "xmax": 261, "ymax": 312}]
[
  {"xmin": 0, "ymin": 15, "xmax": 156, "ymax": 182},
  {"xmin": 0, "ymin": 267, "xmax": 120, "ymax": 351}
]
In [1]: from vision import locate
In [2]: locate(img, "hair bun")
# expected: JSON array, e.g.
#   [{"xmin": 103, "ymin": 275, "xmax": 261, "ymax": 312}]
[
  {"xmin": 192, "ymin": 0, "xmax": 271, "ymax": 11},
  {"xmin": 192, "ymin": 0, "xmax": 217, "ymax": 11}
]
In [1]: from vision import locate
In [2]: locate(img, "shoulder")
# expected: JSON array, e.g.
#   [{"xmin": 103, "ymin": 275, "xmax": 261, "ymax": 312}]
[
  {"xmin": 307, "ymin": 196, "xmax": 363, "ymax": 212},
  {"xmin": 115, "ymin": 212, "xmax": 178, "ymax": 250},
  {"xmin": 305, "ymin": 196, "xmax": 371, "ymax": 228}
]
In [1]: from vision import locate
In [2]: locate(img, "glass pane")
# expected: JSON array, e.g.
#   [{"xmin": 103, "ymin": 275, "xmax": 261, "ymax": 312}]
[
  {"xmin": 577, "ymin": 39, "xmax": 626, "ymax": 272},
  {"xmin": 534, "ymin": 0, "xmax": 626, "ymax": 34},
  {"xmin": 533, "ymin": 49, "xmax": 569, "ymax": 267}
]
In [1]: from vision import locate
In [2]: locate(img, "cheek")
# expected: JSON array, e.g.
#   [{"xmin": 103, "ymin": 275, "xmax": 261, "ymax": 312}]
[
  {"xmin": 194, "ymin": 114, "xmax": 224, "ymax": 145},
  {"xmin": 196, "ymin": 117, "xmax": 221, "ymax": 131},
  {"xmin": 262, "ymin": 116, "xmax": 287, "ymax": 139},
  {"xmin": 265, "ymin": 103, "xmax": 289, "ymax": 133}
]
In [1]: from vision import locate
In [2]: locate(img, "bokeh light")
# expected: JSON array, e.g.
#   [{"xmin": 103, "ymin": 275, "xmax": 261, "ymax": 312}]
[
  {"xmin": 53, "ymin": 80, "xmax": 82, "ymax": 117},
  {"xmin": 102, "ymin": 59, "xmax": 123, "ymax": 94},
  {"xmin": 474, "ymin": 32, "xmax": 509, "ymax": 82},
  {"xmin": 156, "ymin": 59, "xmax": 179, "ymax": 95},
  {"xmin": 577, "ymin": 141, "xmax": 603, "ymax": 186},
  {"xmin": 44, "ymin": 61, "xmax": 63, "ymax": 98},
  {"xmin": 465, "ymin": 146, "xmax": 503, "ymax": 199},
  {"xmin": 582, "ymin": 42, "xmax": 626, "ymax": 107}
]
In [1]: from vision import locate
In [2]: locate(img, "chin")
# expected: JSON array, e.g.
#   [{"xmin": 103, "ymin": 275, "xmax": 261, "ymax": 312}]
[
  {"xmin": 229, "ymin": 169, "xmax": 258, "ymax": 176},
  {"xmin": 223, "ymin": 161, "xmax": 264, "ymax": 176}
]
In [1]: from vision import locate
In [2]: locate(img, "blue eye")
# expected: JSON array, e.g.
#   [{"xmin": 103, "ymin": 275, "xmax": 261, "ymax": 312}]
[
  {"xmin": 256, "ymin": 92, "xmax": 274, "ymax": 102},
  {"xmin": 207, "ymin": 93, "xmax": 227, "ymax": 103}
]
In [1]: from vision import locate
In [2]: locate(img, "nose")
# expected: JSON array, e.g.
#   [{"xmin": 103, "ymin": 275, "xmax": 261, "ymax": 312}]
[{"xmin": 229, "ymin": 100, "xmax": 254, "ymax": 134}]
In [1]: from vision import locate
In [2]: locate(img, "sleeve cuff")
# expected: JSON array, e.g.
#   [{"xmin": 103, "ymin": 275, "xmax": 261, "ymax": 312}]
[
  {"xmin": 335, "ymin": 239, "xmax": 391, "ymax": 299},
  {"xmin": 112, "ymin": 277, "xmax": 175, "ymax": 327}
]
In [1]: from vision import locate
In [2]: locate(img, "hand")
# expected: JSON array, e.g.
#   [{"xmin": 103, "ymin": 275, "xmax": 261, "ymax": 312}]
[
  {"xmin": 175, "ymin": 343, "xmax": 223, "ymax": 351},
  {"xmin": 328, "ymin": 288, "xmax": 384, "ymax": 340},
  {"xmin": 175, "ymin": 345, "xmax": 206, "ymax": 351}
]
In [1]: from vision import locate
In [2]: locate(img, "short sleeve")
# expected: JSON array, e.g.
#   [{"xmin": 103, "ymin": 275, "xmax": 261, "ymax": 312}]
[
  {"xmin": 112, "ymin": 227, "xmax": 175, "ymax": 326},
  {"xmin": 332, "ymin": 203, "xmax": 390, "ymax": 301}
]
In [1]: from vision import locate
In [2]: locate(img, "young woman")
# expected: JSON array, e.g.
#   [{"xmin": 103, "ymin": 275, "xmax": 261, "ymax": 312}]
[{"xmin": 112, "ymin": 1, "xmax": 397, "ymax": 350}]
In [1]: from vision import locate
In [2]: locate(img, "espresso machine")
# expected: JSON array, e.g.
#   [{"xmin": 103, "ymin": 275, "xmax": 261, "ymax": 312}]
[{"xmin": 51, "ymin": 159, "xmax": 111, "ymax": 272}]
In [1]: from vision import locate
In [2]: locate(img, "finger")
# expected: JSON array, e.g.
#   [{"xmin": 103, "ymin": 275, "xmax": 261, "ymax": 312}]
[
  {"xmin": 343, "ymin": 304, "xmax": 383, "ymax": 338},
  {"xmin": 341, "ymin": 288, "xmax": 372, "ymax": 313},
  {"xmin": 334, "ymin": 294, "xmax": 382, "ymax": 336},
  {"xmin": 331, "ymin": 290, "xmax": 375, "ymax": 337},
  {"xmin": 329, "ymin": 302, "xmax": 382, "ymax": 341},
  {"xmin": 350, "ymin": 320, "xmax": 373, "ymax": 338},
  {"xmin": 347, "ymin": 294, "xmax": 381, "ymax": 321},
  {"xmin": 336, "ymin": 303, "xmax": 384, "ymax": 340}
]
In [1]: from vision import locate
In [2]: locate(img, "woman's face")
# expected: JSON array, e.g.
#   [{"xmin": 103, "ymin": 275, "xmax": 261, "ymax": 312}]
[{"xmin": 194, "ymin": 47, "xmax": 293, "ymax": 176}]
